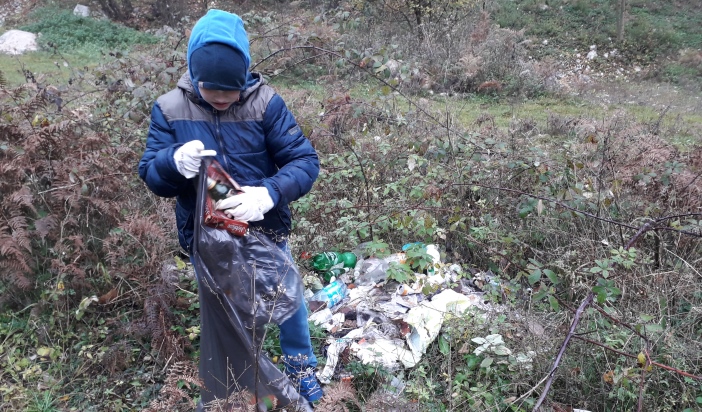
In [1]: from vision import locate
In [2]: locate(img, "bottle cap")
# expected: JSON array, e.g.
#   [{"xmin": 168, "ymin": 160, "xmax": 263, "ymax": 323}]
[{"xmin": 207, "ymin": 177, "xmax": 217, "ymax": 190}]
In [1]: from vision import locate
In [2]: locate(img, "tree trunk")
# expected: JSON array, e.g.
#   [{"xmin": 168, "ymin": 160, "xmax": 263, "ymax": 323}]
[{"xmin": 616, "ymin": 0, "xmax": 626, "ymax": 42}]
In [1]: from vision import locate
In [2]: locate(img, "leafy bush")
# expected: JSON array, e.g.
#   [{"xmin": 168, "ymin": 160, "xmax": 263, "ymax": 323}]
[
  {"xmin": 20, "ymin": 8, "xmax": 157, "ymax": 52},
  {"xmin": 0, "ymin": 34, "xmax": 192, "ymax": 411}
]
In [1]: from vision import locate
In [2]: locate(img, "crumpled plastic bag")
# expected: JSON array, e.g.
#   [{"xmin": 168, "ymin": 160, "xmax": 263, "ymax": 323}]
[{"xmin": 192, "ymin": 159, "xmax": 311, "ymax": 412}]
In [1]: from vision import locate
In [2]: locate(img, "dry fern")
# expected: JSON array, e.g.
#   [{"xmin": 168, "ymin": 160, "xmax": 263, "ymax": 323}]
[
  {"xmin": 314, "ymin": 380, "xmax": 361, "ymax": 412},
  {"xmin": 143, "ymin": 361, "xmax": 202, "ymax": 412}
]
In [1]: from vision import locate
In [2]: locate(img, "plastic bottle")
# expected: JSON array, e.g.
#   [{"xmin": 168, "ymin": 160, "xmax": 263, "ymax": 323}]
[
  {"xmin": 311, "ymin": 251, "xmax": 358, "ymax": 272},
  {"xmin": 353, "ymin": 252, "xmax": 412, "ymax": 286},
  {"xmin": 309, "ymin": 280, "xmax": 348, "ymax": 308}
]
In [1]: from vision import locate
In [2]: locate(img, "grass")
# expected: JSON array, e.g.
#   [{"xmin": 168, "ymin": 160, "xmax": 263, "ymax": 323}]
[
  {"xmin": 493, "ymin": 0, "xmax": 702, "ymax": 55},
  {"xmin": 20, "ymin": 8, "xmax": 157, "ymax": 51},
  {"xmin": 0, "ymin": 51, "xmax": 107, "ymax": 86},
  {"xmin": 0, "ymin": 6, "xmax": 159, "ymax": 86}
]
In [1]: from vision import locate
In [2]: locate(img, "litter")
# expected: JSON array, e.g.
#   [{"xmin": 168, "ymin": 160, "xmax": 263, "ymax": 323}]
[{"xmin": 302, "ymin": 244, "xmax": 500, "ymax": 385}]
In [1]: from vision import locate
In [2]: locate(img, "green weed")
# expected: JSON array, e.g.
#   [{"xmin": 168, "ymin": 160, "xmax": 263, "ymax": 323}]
[{"xmin": 20, "ymin": 7, "xmax": 157, "ymax": 52}]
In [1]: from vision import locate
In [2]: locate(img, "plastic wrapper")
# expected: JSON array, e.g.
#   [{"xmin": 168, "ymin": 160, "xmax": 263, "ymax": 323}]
[{"xmin": 192, "ymin": 159, "xmax": 312, "ymax": 411}]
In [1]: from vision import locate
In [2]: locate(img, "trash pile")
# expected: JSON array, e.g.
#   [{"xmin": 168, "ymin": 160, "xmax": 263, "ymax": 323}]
[{"xmin": 299, "ymin": 242, "xmax": 501, "ymax": 386}]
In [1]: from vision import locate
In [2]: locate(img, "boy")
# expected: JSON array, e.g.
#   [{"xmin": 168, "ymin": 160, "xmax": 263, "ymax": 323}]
[{"xmin": 138, "ymin": 9, "xmax": 323, "ymax": 407}]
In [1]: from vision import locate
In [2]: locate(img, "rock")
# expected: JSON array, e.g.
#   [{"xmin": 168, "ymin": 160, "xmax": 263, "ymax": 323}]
[
  {"xmin": 153, "ymin": 25, "xmax": 178, "ymax": 38},
  {"xmin": 73, "ymin": 4, "xmax": 90, "ymax": 17},
  {"xmin": 0, "ymin": 30, "xmax": 37, "ymax": 55}
]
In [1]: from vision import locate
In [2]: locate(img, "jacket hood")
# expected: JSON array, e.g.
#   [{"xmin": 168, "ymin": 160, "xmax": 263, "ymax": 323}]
[{"xmin": 186, "ymin": 10, "xmax": 257, "ymax": 95}]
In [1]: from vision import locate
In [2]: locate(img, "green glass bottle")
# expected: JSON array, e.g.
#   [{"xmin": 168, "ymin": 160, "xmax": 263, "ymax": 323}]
[
  {"xmin": 207, "ymin": 177, "xmax": 232, "ymax": 201},
  {"xmin": 322, "ymin": 267, "xmax": 348, "ymax": 282},
  {"xmin": 314, "ymin": 251, "xmax": 358, "ymax": 282}
]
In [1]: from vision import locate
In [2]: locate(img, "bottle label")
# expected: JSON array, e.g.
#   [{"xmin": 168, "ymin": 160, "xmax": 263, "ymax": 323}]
[{"xmin": 312, "ymin": 281, "xmax": 347, "ymax": 307}]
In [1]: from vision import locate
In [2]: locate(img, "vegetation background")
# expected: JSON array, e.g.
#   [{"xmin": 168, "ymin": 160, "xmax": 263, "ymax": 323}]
[{"xmin": 0, "ymin": 0, "xmax": 700, "ymax": 411}]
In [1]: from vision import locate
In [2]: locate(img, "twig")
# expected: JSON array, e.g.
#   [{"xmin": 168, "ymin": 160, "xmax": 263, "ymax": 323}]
[
  {"xmin": 533, "ymin": 293, "xmax": 593, "ymax": 410},
  {"xmin": 572, "ymin": 335, "xmax": 638, "ymax": 360},
  {"xmin": 37, "ymin": 172, "xmax": 132, "ymax": 194},
  {"xmin": 463, "ymin": 183, "xmax": 702, "ymax": 239},
  {"xmin": 644, "ymin": 350, "xmax": 702, "ymax": 380},
  {"xmin": 507, "ymin": 373, "xmax": 553, "ymax": 409},
  {"xmin": 637, "ymin": 362, "xmax": 646, "ymax": 412},
  {"xmin": 533, "ymin": 220, "xmax": 657, "ymax": 410}
]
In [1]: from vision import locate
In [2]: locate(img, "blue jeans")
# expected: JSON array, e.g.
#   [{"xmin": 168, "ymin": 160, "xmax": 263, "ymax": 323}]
[{"xmin": 276, "ymin": 241, "xmax": 318, "ymax": 373}]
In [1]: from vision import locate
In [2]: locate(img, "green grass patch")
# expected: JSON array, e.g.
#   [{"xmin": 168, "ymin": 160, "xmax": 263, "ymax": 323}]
[
  {"xmin": 494, "ymin": 0, "xmax": 702, "ymax": 61},
  {"xmin": 0, "ymin": 51, "xmax": 105, "ymax": 86},
  {"xmin": 19, "ymin": 7, "xmax": 157, "ymax": 54},
  {"xmin": 0, "ymin": 7, "xmax": 161, "ymax": 86}
]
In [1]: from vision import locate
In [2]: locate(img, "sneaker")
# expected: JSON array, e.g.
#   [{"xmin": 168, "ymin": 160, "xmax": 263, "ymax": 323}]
[{"xmin": 288, "ymin": 366, "xmax": 324, "ymax": 403}]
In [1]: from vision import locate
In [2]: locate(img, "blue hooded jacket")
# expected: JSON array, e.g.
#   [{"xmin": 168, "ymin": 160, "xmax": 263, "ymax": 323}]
[{"xmin": 138, "ymin": 10, "xmax": 320, "ymax": 253}]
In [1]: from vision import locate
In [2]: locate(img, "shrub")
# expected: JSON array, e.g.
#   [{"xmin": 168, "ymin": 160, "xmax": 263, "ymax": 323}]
[
  {"xmin": 0, "ymin": 33, "xmax": 191, "ymax": 410},
  {"xmin": 19, "ymin": 8, "xmax": 158, "ymax": 52}
]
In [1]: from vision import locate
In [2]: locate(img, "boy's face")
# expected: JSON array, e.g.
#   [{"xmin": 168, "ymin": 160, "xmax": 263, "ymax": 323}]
[{"xmin": 199, "ymin": 88, "xmax": 241, "ymax": 111}]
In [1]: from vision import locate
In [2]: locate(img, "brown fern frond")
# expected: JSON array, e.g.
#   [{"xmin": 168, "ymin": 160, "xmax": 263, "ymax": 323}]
[
  {"xmin": 5, "ymin": 269, "xmax": 32, "ymax": 289},
  {"xmin": 3, "ymin": 216, "xmax": 31, "ymax": 253},
  {"xmin": 10, "ymin": 186, "xmax": 36, "ymax": 213},
  {"xmin": 34, "ymin": 215, "xmax": 58, "ymax": 240},
  {"xmin": 6, "ymin": 215, "xmax": 28, "ymax": 232},
  {"xmin": 0, "ymin": 240, "xmax": 32, "ymax": 272},
  {"xmin": 314, "ymin": 380, "xmax": 361, "ymax": 412},
  {"xmin": 0, "ymin": 227, "xmax": 33, "ymax": 288},
  {"xmin": 143, "ymin": 361, "xmax": 201, "ymax": 412}
]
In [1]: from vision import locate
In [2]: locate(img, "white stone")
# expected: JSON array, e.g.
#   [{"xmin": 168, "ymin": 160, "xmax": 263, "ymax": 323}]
[
  {"xmin": 0, "ymin": 30, "xmax": 37, "ymax": 55},
  {"xmin": 73, "ymin": 4, "xmax": 90, "ymax": 17},
  {"xmin": 587, "ymin": 50, "xmax": 597, "ymax": 60}
]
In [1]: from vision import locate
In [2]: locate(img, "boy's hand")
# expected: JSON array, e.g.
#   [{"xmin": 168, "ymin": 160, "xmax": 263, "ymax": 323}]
[
  {"xmin": 215, "ymin": 186, "xmax": 274, "ymax": 222},
  {"xmin": 174, "ymin": 140, "xmax": 217, "ymax": 178}
]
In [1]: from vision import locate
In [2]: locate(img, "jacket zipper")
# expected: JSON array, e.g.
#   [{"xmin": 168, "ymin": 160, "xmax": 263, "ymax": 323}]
[{"xmin": 213, "ymin": 109, "xmax": 230, "ymax": 171}]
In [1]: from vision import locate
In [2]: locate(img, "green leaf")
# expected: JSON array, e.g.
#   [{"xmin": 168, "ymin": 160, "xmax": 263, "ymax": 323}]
[
  {"xmin": 532, "ymin": 289, "xmax": 549, "ymax": 301},
  {"xmin": 527, "ymin": 269, "xmax": 541, "ymax": 285},
  {"xmin": 544, "ymin": 269, "xmax": 560, "ymax": 284},
  {"xmin": 37, "ymin": 347, "xmax": 52, "ymax": 357},
  {"xmin": 480, "ymin": 357, "xmax": 493, "ymax": 368},
  {"xmin": 642, "ymin": 323, "xmax": 664, "ymax": 333},
  {"xmin": 465, "ymin": 355, "xmax": 480, "ymax": 370},
  {"xmin": 548, "ymin": 295, "xmax": 560, "ymax": 311},
  {"xmin": 438, "ymin": 335, "xmax": 449, "ymax": 355},
  {"xmin": 174, "ymin": 255, "xmax": 187, "ymax": 270}
]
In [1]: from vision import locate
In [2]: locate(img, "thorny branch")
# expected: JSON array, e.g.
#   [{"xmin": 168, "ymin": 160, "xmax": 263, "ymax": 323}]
[
  {"xmin": 532, "ymin": 215, "xmax": 700, "ymax": 411},
  {"xmin": 464, "ymin": 182, "xmax": 702, "ymax": 238}
]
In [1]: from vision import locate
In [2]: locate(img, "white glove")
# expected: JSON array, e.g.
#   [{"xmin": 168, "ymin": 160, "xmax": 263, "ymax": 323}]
[
  {"xmin": 174, "ymin": 140, "xmax": 217, "ymax": 178},
  {"xmin": 215, "ymin": 186, "xmax": 274, "ymax": 222}
]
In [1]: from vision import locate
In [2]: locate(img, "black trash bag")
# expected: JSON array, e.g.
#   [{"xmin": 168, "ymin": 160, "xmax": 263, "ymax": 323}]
[{"xmin": 192, "ymin": 160, "xmax": 312, "ymax": 412}]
